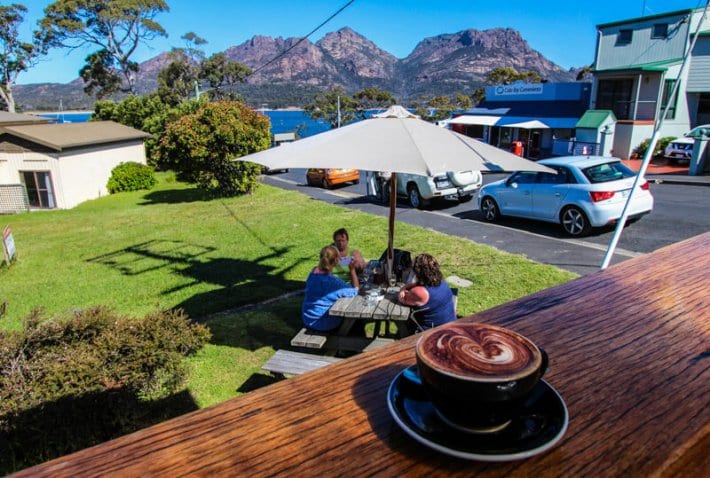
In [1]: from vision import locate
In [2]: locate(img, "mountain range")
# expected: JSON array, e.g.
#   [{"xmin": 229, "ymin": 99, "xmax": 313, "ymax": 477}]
[{"xmin": 15, "ymin": 27, "xmax": 583, "ymax": 111}]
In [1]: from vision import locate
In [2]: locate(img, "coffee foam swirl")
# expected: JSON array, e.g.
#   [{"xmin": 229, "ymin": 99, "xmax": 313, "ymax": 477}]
[{"xmin": 418, "ymin": 324, "xmax": 539, "ymax": 380}]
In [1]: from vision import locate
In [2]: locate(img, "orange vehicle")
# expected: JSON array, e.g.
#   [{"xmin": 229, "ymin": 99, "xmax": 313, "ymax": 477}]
[{"xmin": 306, "ymin": 168, "xmax": 360, "ymax": 189}]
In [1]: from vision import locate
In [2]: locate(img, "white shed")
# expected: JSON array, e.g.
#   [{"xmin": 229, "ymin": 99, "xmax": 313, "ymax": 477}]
[{"xmin": 0, "ymin": 121, "xmax": 151, "ymax": 211}]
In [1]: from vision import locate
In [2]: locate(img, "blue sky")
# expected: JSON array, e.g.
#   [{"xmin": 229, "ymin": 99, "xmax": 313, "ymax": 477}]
[{"xmin": 17, "ymin": 0, "xmax": 703, "ymax": 85}]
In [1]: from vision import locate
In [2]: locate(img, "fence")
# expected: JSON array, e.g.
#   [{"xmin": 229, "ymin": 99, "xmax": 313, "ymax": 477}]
[
  {"xmin": 0, "ymin": 184, "xmax": 30, "ymax": 214},
  {"xmin": 552, "ymin": 139, "xmax": 601, "ymax": 157}
]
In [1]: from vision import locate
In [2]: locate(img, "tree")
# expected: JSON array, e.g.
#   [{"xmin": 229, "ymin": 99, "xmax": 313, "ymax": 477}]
[
  {"xmin": 305, "ymin": 87, "xmax": 359, "ymax": 128},
  {"xmin": 353, "ymin": 87, "xmax": 396, "ymax": 110},
  {"xmin": 38, "ymin": 0, "xmax": 169, "ymax": 97},
  {"xmin": 486, "ymin": 67, "xmax": 542, "ymax": 85},
  {"xmin": 93, "ymin": 93, "xmax": 204, "ymax": 166},
  {"xmin": 412, "ymin": 93, "xmax": 472, "ymax": 122},
  {"xmin": 0, "ymin": 3, "xmax": 47, "ymax": 112},
  {"xmin": 157, "ymin": 50, "xmax": 197, "ymax": 106},
  {"xmin": 198, "ymin": 53, "xmax": 251, "ymax": 101},
  {"xmin": 155, "ymin": 101, "xmax": 270, "ymax": 196},
  {"xmin": 576, "ymin": 65, "xmax": 593, "ymax": 81},
  {"xmin": 157, "ymin": 32, "xmax": 207, "ymax": 106}
]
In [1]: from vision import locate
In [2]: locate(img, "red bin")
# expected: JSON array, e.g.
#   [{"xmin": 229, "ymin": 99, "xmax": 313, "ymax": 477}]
[{"xmin": 511, "ymin": 141, "xmax": 524, "ymax": 156}]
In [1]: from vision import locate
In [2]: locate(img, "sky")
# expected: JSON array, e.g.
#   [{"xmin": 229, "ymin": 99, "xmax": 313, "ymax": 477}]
[{"xmin": 16, "ymin": 0, "xmax": 706, "ymax": 85}]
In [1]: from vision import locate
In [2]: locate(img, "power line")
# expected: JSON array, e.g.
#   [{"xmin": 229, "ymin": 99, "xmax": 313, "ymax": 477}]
[{"xmin": 249, "ymin": 0, "xmax": 355, "ymax": 76}]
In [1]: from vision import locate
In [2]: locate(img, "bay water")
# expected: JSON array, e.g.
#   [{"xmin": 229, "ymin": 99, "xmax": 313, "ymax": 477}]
[{"xmin": 39, "ymin": 110, "xmax": 331, "ymax": 139}]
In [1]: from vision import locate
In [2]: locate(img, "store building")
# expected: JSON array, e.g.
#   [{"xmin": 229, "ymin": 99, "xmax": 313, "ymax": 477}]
[{"xmin": 442, "ymin": 82, "xmax": 591, "ymax": 159}]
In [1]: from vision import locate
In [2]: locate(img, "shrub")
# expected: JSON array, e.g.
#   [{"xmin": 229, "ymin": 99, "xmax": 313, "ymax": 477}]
[
  {"xmin": 107, "ymin": 161, "xmax": 157, "ymax": 193},
  {"xmin": 155, "ymin": 100, "xmax": 270, "ymax": 197},
  {"xmin": 0, "ymin": 306, "xmax": 210, "ymax": 473},
  {"xmin": 632, "ymin": 136, "xmax": 677, "ymax": 158}
]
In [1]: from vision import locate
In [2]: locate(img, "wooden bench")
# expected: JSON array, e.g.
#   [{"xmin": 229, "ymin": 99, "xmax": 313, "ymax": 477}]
[
  {"xmin": 262, "ymin": 349, "xmax": 342, "ymax": 378},
  {"xmin": 290, "ymin": 327, "xmax": 329, "ymax": 349},
  {"xmin": 291, "ymin": 327, "xmax": 395, "ymax": 353}
]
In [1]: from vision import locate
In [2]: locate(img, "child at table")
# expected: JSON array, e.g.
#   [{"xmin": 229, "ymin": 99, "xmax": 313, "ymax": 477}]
[
  {"xmin": 302, "ymin": 245, "xmax": 360, "ymax": 332},
  {"xmin": 332, "ymin": 228, "xmax": 366, "ymax": 283}
]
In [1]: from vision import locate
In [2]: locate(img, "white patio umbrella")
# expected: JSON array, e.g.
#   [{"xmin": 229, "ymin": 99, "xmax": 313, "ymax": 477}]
[{"xmin": 236, "ymin": 105, "xmax": 553, "ymax": 279}]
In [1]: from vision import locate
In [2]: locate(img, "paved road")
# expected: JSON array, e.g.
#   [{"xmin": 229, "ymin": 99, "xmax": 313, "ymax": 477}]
[{"xmin": 263, "ymin": 170, "xmax": 710, "ymax": 276}]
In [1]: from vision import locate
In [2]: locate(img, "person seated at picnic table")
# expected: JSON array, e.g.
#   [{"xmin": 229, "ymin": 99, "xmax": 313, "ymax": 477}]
[
  {"xmin": 332, "ymin": 227, "xmax": 366, "ymax": 282},
  {"xmin": 302, "ymin": 245, "xmax": 360, "ymax": 332},
  {"xmin": 398, "ymin": 253, "xmax": 456, "ymax": 330}
]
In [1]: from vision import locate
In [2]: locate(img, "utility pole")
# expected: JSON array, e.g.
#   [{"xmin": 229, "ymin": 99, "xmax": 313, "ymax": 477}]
[{"xmin": 337, "ymin": 96, "xmax": 341, "ymax": 128}]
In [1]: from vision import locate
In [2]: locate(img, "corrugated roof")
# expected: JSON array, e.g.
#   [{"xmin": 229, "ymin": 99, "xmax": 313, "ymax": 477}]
[
  {"xmin": 594, "ymin": 58, "xmax": 682, "ymax": 73},
  {"xmin": 576, "ymin": 110, "xmax": 616, "ymax": 129},
  {"xmin": 0, "ymin": 121, "xmax": 151, "ymax": 151}
]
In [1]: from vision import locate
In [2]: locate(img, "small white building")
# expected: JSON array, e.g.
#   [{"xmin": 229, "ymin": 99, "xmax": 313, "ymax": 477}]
[{"xmin": 0, "ymin": 120, "xmax": 151, "ymax": 211}]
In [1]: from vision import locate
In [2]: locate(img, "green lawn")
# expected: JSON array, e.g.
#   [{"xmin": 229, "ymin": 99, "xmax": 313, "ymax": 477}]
[{"xmin": 0, "ymin": 173, "xmax": 577, "ymax": 407}]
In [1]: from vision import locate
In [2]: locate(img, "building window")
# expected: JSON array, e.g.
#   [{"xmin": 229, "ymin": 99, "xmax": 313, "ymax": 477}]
[
  {"xmin": 652, "ymin": 24, "xmax": 668, "ymax": 39},
  {"xmin": 597, "ymin": 79, "xmax": 634, "ymax": 120},
  {"xmin": 617, "ymin": 29, "xmax": 633, "ymax": 45},
  {"xmin": 20, "ymin": 171, "xmax": 56, "ymax": 208},
  {"xmin": 661, "ymin": 79, "xmax": 678, "ymax": 120}
]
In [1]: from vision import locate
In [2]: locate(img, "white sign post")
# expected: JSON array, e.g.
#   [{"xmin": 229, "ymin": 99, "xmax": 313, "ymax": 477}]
[{"xmin": 3, "ymin": 225, "xmax": 15, "ymax": 264}]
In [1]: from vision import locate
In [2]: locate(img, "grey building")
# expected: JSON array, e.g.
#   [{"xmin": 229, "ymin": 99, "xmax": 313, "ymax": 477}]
[{"xmin": 590, "ymin": 7, "xmax": 710, "ymax": 159}]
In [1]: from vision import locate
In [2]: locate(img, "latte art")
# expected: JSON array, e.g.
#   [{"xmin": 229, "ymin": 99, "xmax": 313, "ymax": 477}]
[{"xmin": 418, "ymin": 324, "xmax": 540, "ymax": 380}]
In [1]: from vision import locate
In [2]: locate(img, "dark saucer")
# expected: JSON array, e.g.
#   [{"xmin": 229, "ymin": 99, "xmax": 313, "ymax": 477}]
[{"xmin": 387, "ymin": 366, "xmax": 568, "ymax": 461}]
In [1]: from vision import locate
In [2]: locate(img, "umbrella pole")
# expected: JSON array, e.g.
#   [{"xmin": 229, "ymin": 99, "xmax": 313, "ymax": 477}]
[{"xmin": 387, "ymin": 173, "xmax": 396, "ymax": 283}]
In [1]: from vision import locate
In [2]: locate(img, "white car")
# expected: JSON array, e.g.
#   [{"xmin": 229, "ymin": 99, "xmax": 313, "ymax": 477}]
[
  {"xmin": 663, "ymin": 124, "xmax": 710, "ymax": 163},
  {"xmin": 394, "ymin": 170, "xmax": 482, "ymax": 208},
  {"xmin": 477, "ymin": 156, "xmax": 654, "ymax": 236}
]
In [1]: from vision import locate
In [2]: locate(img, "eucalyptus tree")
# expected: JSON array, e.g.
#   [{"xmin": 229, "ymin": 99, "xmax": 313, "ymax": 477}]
[
  {"xmin": 38, "ymin": 0, "xmax": 169, "ymax": 97},
  {"xmin": 352, "ymin": 87, "xmax": 396, "ymax": 110},
  {"xmin": 157, "ymin": 32, "xmax": 207, "ymax": 105},
  {"xmin": 198, "ymin": 52, "xmax": 251, "ymax": 101},
  {"xmin": 305, "ymin": 86, "xmax": 359, "ymax": 129},
  {"xmin": 0, "ymin": 3, "xmax": 48, "ymax": 112}
]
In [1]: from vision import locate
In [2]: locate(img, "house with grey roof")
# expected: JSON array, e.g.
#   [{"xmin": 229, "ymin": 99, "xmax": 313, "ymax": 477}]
[{"xmin": 0, "ymin": 120, "xmax": 151, "ymax": 212}]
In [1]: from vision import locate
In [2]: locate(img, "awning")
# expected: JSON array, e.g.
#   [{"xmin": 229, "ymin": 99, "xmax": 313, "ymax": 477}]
[
  {"xmin": 501, "ymin": 120, "xmax": 549, "ymax": 129},
  {"xmin": 496, "ymin": 116, "xmax": 579, "ymax": 129},
  {"xmin": 442, "ymin": 115, "xmax": 502, "ymax": 126}
]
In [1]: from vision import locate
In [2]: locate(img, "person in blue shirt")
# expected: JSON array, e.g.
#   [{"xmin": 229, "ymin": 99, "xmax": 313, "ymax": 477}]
[
  {"xmin": 398, "ymin": 253, "xmax": 456, "ymax": 330},
  {"xmin": 302, "ymin": 245, "xmax": 360, "ymax": 332}
]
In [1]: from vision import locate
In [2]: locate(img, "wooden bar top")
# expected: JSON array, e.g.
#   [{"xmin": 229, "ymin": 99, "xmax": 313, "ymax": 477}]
[{"xmin": 15, "ymin": 233, "xmax": 710, "ymax": 477}]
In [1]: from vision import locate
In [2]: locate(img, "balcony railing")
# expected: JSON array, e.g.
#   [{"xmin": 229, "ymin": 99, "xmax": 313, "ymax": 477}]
[{"xmin": 608, "ymin": 100, "xmax": 658, "ymax": 121}]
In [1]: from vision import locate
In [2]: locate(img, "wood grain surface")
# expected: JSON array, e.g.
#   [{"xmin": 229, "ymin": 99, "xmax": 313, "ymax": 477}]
[{"xmin": 13, "ymin": 233, "xmax": 710, "ymax": 477}]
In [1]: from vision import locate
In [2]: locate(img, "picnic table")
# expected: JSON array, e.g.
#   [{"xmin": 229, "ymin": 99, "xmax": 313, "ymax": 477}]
[
  {"xmin": 14, "ymin": 232, "xmax": 710, "ymax": 477},
  {"xmin": 329, "ymin": 285, "xmax": 411, "ymax": 337}
]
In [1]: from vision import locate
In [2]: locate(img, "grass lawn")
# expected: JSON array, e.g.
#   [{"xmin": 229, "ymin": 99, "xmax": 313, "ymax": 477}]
[{"xmin": 0, "ymin": 172, "xmax": 577, "ymax": 407}]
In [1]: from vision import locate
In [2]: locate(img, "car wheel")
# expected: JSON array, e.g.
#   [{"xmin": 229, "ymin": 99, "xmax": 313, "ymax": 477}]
[
  {"xmin": 322, "ymin": 178, "xmax": 331, "ymax": 189},
  {"xmin": 480, "ymin": 196, "xmax": 500, "ymax": 221},
  {"xmin": 407, "ymin": 184, "xmax": 423, "ymax": 208},
  {"xmin": 561, "ymin": 206, "xmax": 591, "ymax": 236}
]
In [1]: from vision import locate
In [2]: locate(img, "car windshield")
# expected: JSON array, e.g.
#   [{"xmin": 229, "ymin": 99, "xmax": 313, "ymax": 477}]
[{"xmin": 582, "ymin": 161, "xmax": 635, "ymax": 183}]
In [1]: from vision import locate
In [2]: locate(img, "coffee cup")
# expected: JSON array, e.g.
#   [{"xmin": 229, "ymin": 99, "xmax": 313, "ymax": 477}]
[{"xmin": 415, "ymin": 322, "xmax": 548, "ymax": 433}]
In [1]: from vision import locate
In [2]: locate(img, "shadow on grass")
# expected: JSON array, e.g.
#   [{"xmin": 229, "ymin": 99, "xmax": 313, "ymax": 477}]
[
  {"xmin": 87, "ymin": 239, "xmax": 308, "ymax": 332},
  {"xmin": 139, "ymin": 186, "xmax": 215, "ymax": 205},
  {"xmin": 0, "ymin": 389, "xmax": 198, "ymax": 475}
]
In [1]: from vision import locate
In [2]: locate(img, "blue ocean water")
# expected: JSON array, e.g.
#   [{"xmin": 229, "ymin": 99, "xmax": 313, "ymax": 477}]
[{"xmin": 38, "ymin": 110, "xmax": 331, "ymax": 138}]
